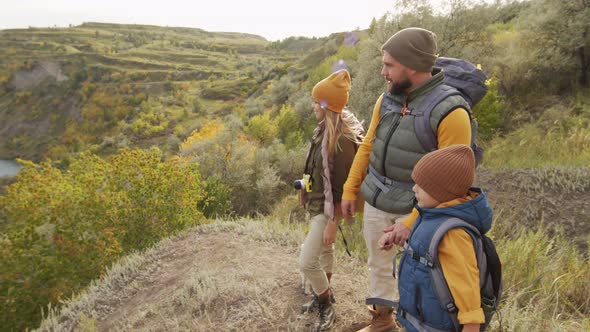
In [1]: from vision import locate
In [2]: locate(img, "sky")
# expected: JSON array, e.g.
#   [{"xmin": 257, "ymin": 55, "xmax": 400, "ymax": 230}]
[{"xmin": 0, "ymin": 0, "xmax": 399, "ymax": 41}]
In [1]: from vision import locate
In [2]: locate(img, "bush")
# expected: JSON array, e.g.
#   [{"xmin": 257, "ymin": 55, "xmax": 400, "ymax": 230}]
[
  {"xmin": 276, "ymin": 105, "xmax": 300, "ymax": 143},
  {"xmin": 198, "ymin": 176, "xmax": 231, "ymax": 218},
  {"xmin": 245, "ymin": 111, "xmax": 278, "ymax": 144},
  {"xmin": 0, "ymin": 149, "xmax": 205, "ymax": 330},
  {"xmin": 472, "ymin": 78, "xmax": 504, "ymax": 139}
]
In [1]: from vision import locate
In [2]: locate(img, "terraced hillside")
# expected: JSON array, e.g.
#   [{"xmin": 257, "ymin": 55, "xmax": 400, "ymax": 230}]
[{"xmin": 0, "ymin": 22, "xmax": 331, "ymax": 161}]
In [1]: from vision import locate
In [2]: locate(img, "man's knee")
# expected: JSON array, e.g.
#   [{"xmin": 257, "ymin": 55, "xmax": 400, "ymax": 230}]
[{"xmin": 299, "ymin": 255, "xmax": 319, "ymax": 274}]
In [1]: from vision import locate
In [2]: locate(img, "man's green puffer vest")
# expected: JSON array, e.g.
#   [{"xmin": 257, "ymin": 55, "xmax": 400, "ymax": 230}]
[{"xmin": 360, "ymin": 70, "xmax": 470, "ymax": 214}]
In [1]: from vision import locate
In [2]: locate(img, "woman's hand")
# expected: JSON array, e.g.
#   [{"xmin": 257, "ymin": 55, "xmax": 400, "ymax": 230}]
[{"xmin": 323, "ymin": 220, "xmax": 338, "ymax": 246}]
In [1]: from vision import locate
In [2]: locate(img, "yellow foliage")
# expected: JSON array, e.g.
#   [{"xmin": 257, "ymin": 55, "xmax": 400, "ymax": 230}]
[{"xmin": 180, "ymin": 120, "xmax": 224, "ymax": 151}]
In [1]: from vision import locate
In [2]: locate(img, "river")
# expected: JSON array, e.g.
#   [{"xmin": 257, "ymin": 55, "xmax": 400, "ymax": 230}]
[{"xmin": 0, "ymin": 159, "xmax": 22, "ymax": 177}]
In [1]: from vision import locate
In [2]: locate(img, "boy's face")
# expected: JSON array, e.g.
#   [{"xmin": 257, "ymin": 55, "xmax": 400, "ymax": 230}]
[{"xmin": 412, "ymin": 184, "xmax": 440, "ymax": 209}]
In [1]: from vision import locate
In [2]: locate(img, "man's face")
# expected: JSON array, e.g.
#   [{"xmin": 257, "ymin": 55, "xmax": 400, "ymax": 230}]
[{"xmin": 381, "ymin": 51, "xmax": 412, "ymax": 94}]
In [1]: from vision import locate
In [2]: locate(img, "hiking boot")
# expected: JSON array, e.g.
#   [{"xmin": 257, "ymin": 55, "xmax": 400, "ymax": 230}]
[
  {"xmin": 301, "ymin": 290, "xmax": 336, "ymax": 313},
  {"xmin": 356, "ymin": 305, "xmax": 399, "ymax": 332},
  {"xmin": 315, "ymin": 300, "xmax": 336, "ymax": 331}
]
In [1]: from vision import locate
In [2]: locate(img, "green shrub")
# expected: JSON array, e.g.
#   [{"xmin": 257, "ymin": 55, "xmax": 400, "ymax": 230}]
[
  {"xmin": 198, "ymin": 176, "xmax": 231, "ymax": 218},
  {"xmin": 245, "ymin": 111, "xmax": 278, "ymax": 144},
  {"xmin": 473, "ymin": 78, "xmax": 504, "ymax": 139},
  {"xmin": 0, "ymin": 148, "xmax": 205, "ymax": 331}
]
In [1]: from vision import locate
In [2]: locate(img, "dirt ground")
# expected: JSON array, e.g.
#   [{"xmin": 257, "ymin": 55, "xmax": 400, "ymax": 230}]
[{"xmin": 87, "ymin": 222, "xmax": 374, "ymax": 331}]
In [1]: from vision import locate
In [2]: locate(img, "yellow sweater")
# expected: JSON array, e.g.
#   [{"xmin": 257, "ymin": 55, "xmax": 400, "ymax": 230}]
[
  {"xmin": 342, "ymin": 94, "xmax": 472, "ymax": 206},
  {"xmin": 436, "ymin": 194, "xmax": 485, "ymax": 324}
]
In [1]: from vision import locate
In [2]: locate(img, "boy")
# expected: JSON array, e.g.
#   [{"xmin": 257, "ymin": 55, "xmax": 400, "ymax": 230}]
[{"xmin": 379, "ymin": 145, "xmax": 492, "ymax": 332}]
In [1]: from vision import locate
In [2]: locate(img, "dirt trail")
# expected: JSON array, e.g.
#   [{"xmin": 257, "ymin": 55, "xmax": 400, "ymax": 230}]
[{"xmin": 74, "ymin": 221, "xmax": 373, "ymax": 331}]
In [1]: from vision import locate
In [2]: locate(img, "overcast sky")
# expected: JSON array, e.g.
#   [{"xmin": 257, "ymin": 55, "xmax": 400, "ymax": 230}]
[{"xmin": 0, "ymin": 0, "xmax": 399, "ymax": 41}]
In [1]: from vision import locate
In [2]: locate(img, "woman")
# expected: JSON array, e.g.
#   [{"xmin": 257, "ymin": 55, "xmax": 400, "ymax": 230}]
[{"xmin": 298, "ymin": 69, "xmax": 364, "ymax": 331}]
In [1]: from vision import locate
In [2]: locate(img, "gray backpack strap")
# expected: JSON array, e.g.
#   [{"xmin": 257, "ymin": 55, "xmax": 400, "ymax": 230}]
[
  {"xmin": 397, "ymin": 308, "xmax": 450, "ymax": 332},
  {"xmin": 413, "ymin": 85, "xmax": 462, "ymax": 153},
  {"xmin": 427, "ymin": 217, "xmax": 484, "ymax": 332},
  {"xmin": 366, "ymin": 164, "xmax": 414, "ymax": 194},
  {"xmin": 379, "ymin": 92, "xmax": 403, "ymax": 120}
]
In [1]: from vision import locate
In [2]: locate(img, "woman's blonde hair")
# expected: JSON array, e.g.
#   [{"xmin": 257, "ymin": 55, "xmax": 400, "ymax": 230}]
[{"xmin": 322, "ymin": 107, "xmax": 364, "ymax": 155}]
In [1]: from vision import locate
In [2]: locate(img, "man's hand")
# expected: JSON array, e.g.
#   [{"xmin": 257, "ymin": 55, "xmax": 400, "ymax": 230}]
[
  {"xmin": 341, "ymin": 199, "xmax": 356, "ymax": 219},
  {"xmin": 378, "ymin": 232, "xmax": 395, "ymax": 251},
  {"xmin": 388, "ymin": 222, "xmax": 410, "ymax": 246},
  {"xmin": 323, "ymin": 221, "xmax": 338, "ymax": 246}
]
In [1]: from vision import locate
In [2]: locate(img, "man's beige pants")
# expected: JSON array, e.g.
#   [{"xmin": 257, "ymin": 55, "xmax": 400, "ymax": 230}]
[
  {"xmin": 299, "ymin": 213, "xmax": 334, "ymax": 295},
  {"xmin": 363, "ymin": 202, "xmax": 406, "ymax": 307}
]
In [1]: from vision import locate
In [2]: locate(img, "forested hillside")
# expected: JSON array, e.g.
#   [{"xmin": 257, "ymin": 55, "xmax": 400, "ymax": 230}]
[{"xmin": 1, "ymin": 0, "xmax": 589, "ymax": 330}]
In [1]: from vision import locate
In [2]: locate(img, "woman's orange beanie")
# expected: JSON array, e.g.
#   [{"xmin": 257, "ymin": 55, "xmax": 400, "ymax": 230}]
[{"xmin": 312, "ymin": 69, "xmax": 351, "ymax": 113}]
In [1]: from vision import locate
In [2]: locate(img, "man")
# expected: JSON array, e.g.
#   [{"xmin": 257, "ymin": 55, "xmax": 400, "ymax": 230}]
[{"xmin": 341, "ymin": 27, "xmax": 472, "ymax": 332}]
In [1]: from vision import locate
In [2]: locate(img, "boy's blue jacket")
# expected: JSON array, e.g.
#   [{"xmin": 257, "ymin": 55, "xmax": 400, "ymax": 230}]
[{"xmin": 397, "ymin": 187, "xmax": 493, "ymax": 331}]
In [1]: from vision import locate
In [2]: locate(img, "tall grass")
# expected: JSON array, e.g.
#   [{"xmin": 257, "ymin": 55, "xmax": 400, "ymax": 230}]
[
  {"xmin": 490, "ymin": 221, "xmax": 590, "ymax": 331},
  {"xmin": 483, "ymin": 104, "xmax": 590, "ymax": 169}
]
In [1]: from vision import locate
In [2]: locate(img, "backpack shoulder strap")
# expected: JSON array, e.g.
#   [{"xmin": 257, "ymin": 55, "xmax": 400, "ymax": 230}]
[
  {"xmin": 413, "ymin": 84, "xmax": 463, "ymax": 152},
  {"xmin": 379, "ymin": 92, "xmax": 403, "ymax": 120},
  {"xmin": 427, "ymin": 217, "xmax": 483, "ymax": 332}
]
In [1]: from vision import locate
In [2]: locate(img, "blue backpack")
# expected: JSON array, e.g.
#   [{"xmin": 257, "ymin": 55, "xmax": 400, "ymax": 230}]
[{"xmin": 380, "ymin": 57, "xmax": 487, "ymax": 165}]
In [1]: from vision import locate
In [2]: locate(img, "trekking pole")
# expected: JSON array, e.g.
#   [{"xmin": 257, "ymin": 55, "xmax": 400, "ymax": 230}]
[{"xmin": 338, "ymin": 224, "xmax": 352, "ymax": 257}]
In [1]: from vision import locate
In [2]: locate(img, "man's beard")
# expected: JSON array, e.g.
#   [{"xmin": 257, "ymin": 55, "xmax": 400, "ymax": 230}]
[{"xmin": 389, "ymin": 78, "xmax": 412, "ymax": 95}]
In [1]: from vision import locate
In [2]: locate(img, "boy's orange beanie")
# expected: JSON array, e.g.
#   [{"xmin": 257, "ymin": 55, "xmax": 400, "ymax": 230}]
[
  {"xmin": 312, "ymin": 69, "xmax": 351, "ymax": 113},
  {"xmin": 411, "ymin": 145, "xmax": 475, "ymax": 203}
]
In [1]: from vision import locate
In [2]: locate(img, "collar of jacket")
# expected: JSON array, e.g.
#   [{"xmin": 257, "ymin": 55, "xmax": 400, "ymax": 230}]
[{"xmin": 405, "ymin": 67, "xmax": 444, "ymax": 103}]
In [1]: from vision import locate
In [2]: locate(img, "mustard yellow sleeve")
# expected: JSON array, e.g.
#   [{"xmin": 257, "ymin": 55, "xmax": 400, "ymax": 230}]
[
  {"xmin": 342, "ymin": 94, "xmax": 383, "ymax": 201},
  {"xmin": 437, "ymin": 108, "xmax": 471, "ymax": 148},
  {"xmin": 439, "ymin": 229, "xmax": 485, "ymax": 325},
  {"xmin": 401, "ymin": 208, "xmax": 419, "ymax": 229}
]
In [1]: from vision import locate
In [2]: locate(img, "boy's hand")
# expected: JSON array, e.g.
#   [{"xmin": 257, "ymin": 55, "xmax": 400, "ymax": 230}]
[
  {"xmin": 462, "ymin": 324, "xmax": 480, "ymax": 332},
  {"xmin": 383, "ymin": 223, "xmax": 397, "ymax": 232}
]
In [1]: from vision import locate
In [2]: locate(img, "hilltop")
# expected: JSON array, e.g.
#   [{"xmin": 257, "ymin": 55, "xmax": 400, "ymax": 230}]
[{"xmin": 36, "ymin": 219, "xmax": 373, "ymax": 331}]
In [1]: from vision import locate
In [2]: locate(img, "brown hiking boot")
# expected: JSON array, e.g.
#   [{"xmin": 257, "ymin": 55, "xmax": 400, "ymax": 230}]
[{"xmin": 356, "ymin": 305, "xmax": 399, "ymax": 332}]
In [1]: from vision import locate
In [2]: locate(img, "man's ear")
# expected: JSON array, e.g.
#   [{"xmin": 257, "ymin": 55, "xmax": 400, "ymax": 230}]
[{"xmin": 405, "ymin": 68, "xmax": 417, "ymax": 77}]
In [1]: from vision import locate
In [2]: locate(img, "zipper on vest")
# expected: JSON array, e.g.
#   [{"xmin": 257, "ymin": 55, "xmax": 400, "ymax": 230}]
[
  {"xmin": 371, "ymin": 188, "xmax": 381, "ymax": 207},
  {"xmin": 381, "ymin": 113, "xmax": 403, "ymax": 178}
]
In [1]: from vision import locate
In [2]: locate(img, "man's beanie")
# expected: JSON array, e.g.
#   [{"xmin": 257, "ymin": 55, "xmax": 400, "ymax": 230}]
[
  {"xmin": 411, "ymin": 145, "xmax": 475, "ymax": 203},
  {"xmin": 312, "ymin": 69, "xmax": 351, "ymax": 113},
  {"xmin": 382, "ymin": 27, "xmax": 437, "ymax": 72}
]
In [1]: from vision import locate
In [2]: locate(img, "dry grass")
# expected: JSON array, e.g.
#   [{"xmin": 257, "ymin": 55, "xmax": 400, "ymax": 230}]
[{"xmin": 37, "ymin": 219, "xmax": 372, "ymax": 332}]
